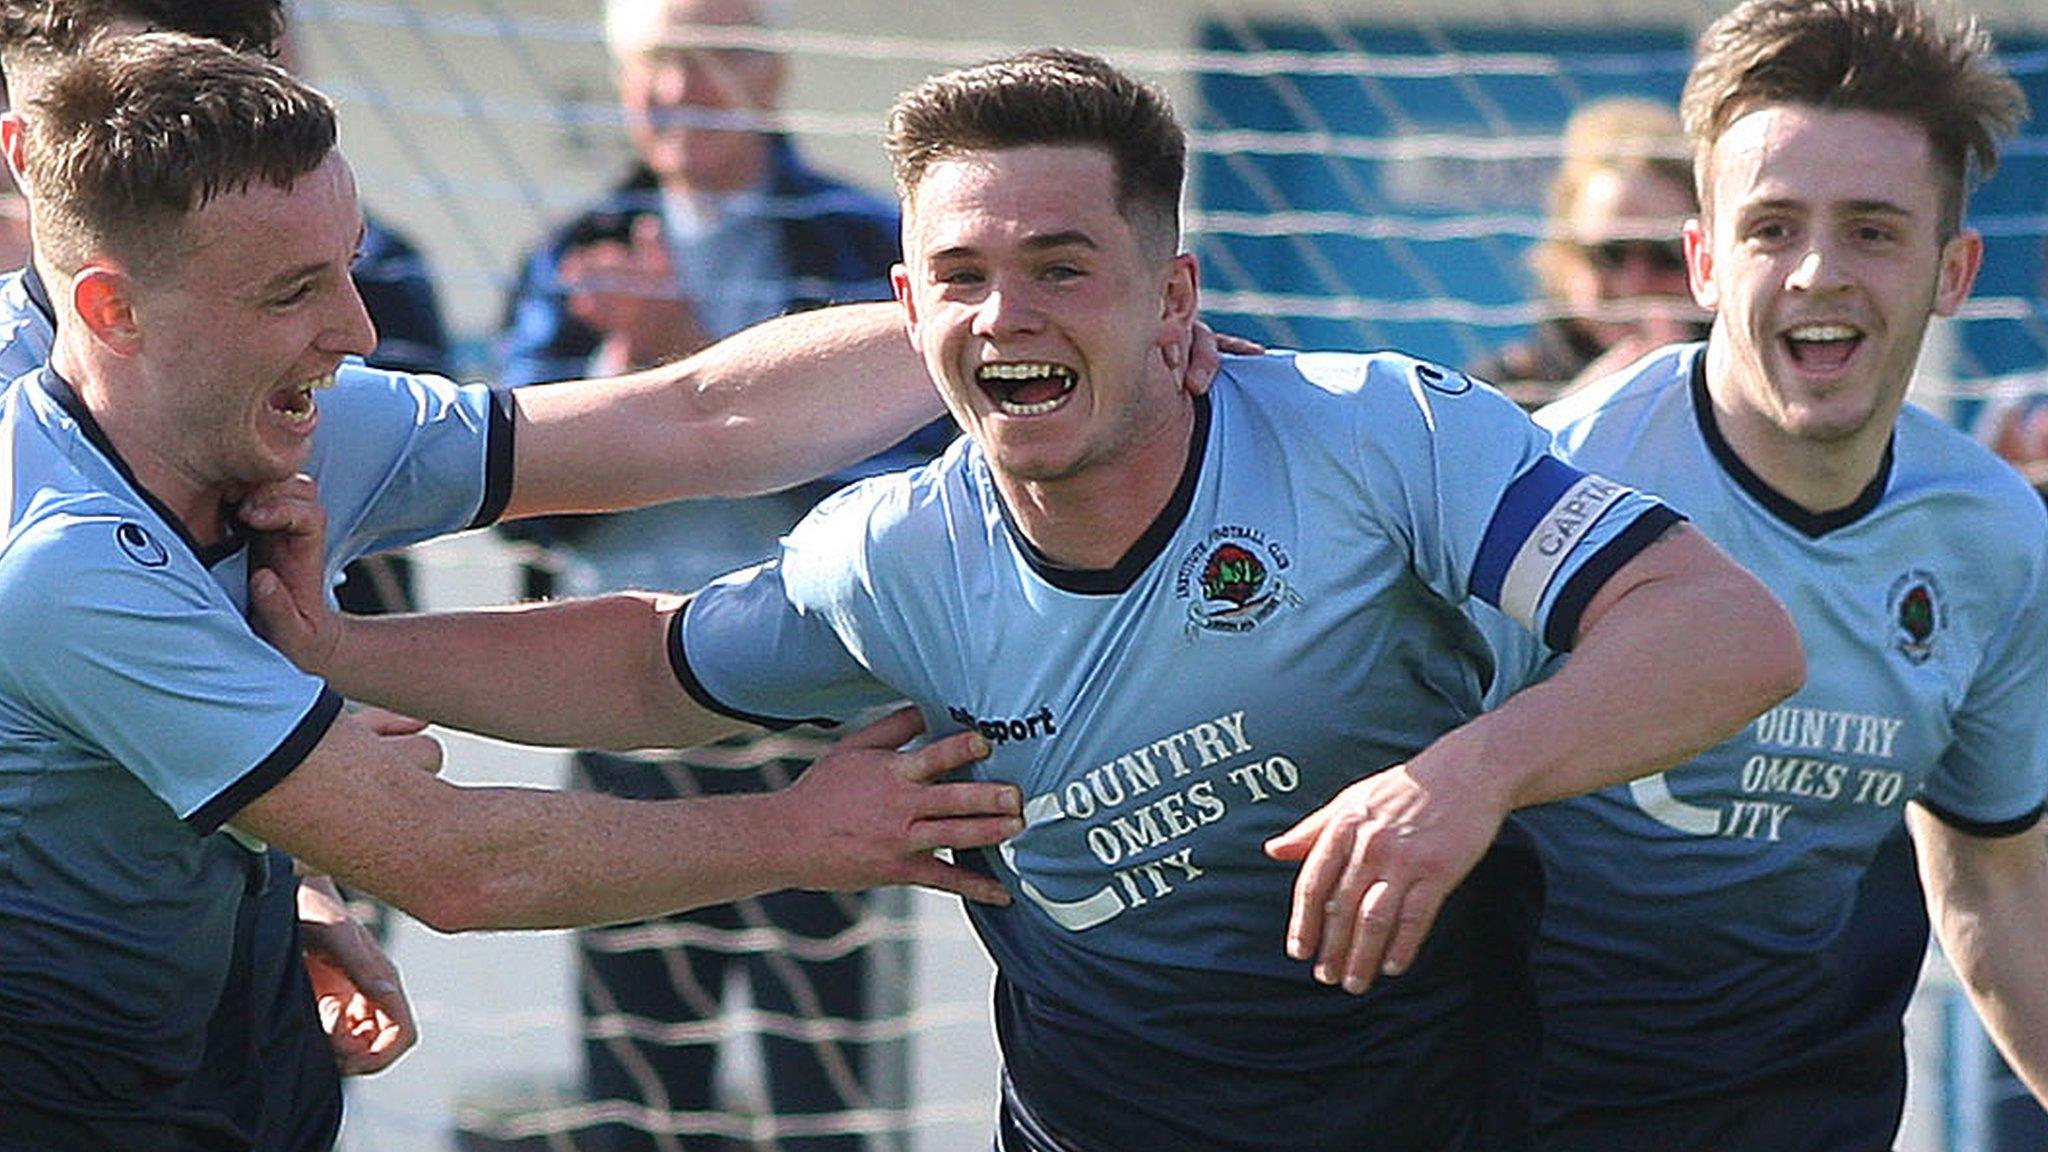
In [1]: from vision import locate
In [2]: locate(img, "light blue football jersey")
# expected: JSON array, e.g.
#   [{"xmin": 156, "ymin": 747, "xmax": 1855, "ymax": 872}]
[
  {"xmin": 679, "ymin": 350, "xmax": 1680, "ymax": 1150},
  {"xmin": 0, "ymin": 359, "xmax": 511, "ymax": 1138},
  {"xmin": 1499, "ymin": 344, "xmax": 2048, "ymax": 1123},
  {"xmin": 0, "ymin": 269, "xmax": 52, "ymax": 387}
]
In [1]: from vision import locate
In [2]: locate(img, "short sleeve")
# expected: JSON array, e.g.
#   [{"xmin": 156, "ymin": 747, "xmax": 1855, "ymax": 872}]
[
  {"xmin": 310, "ymin": 368, "xmax": 515, "ymax": 558},
  {"xmin": 1919, "ymin": 547, "xmax": 2048, "ymax": 833},
  {"xmin": 0, "ymin": 514, "xmax": 338, "ymax": 831},
  {"xmin": 1333, "ymin": 353, "xmax": 1680, "ymax": 651},
  {"xmin": 675, "ymin": 483, "xmax": 906, "ymax": 726}
]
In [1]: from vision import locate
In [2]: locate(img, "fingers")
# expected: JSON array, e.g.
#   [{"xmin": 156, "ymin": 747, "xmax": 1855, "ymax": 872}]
[
  {"xmin": 898, "ymin": 855, "xmax": 1014, "ymax": 906},
  {"xmin": 629, "ymin": 213, "xmax": 673, "ymax": 270},
  {"xmin": 305, "ymin": 942, "xmax": 418, "ymax": 1076},
  {"xmin": 909, "ymin": 812, "xmax": 1025, "ymax": 855},
  {"xmin": 910, "ymin": 780, "xmax": 1024, "ymax": 823},
  {"xmin": 325, "ymin": 992, "xmax": 414, "ymax": 1076},
  {"xmin": 352, "ymin": 707, "xmax": 444, "ymax": 774},
  {"xmin": 1183, "ymin": 322, "xmax": 1217, "ymax": 395},
  {"xmin": 904, "ymin": 727, "xmax": 996, "ymax": 784},
  {"xmin": 839, "ymin": 704, "xmax": 928, "ymax": 752},
  {"xmin": 237, "ymin": 477, "xmax": 326, "ymax": 537},
  {"xmin": 249, "ymin": 568, "xmax": 311, "ymax": 644},
  {"xmin": 1263, "ymin": 808, "xmax": 1327, "ymax": 862},
  {"xmin": 1377, "ymin": 877, "xmax": 1449, "ymax": 982},
  {"xmin": 1281, "ymin": 822, "xmax": 1346, "ymax": 966}
]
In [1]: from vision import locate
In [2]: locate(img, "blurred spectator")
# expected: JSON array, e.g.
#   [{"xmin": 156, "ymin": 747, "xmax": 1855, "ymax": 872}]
[
  {"xmin": 1981, "ymin": 394, "xmax": 2048, "ymax": 494},
  {"xmin": 1974, "ymin": 242, "xmax": 2048, "ymax": 498},
  {"xmin": 494, "ymin": 1, "xmax": 949, "ymax": 1148},
  {"xmin": 1472, "ymin": 97, "xmax": 1708, "ymax": 407}
]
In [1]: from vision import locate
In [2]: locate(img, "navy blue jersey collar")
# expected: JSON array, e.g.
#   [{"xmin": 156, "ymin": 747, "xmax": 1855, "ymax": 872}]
[
  {"xmin": 22, "ymin": 261, "xmax": 56, "ymax": 328},
  {"xmin": 34, "ymin": 367, "xmax": 248, "ymax": 566},
  {"xmin": 997, "ymin": 390, "xmax": 1212, "ymax": 595},
  {"xmin": 1689, "ymin": 351, "xmax": 1892, "ymax": 538}
]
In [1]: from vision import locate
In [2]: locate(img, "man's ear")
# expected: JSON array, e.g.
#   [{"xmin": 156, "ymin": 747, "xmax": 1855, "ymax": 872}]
[
  {"xmin": 0, "ymin": 113, "xmax": 27, "ymax": 191},
  {"xmin": 892, "ymin": 262, "xmax": 919, "ymax": 333},
  {"xmin": 1684, "ymin": 217, "xmax": 1718, "ymax": 312},
  {"xmin": 1932, "ymin": 228, "xmax": 1984, "ymax": 318},
  {"xmin": 1156, "ymin": 253, "xmax": 1199, "ymax": 347},
  {"xmin": 72, "ymin": 265, "xmax": 144, "ymax": 356}
]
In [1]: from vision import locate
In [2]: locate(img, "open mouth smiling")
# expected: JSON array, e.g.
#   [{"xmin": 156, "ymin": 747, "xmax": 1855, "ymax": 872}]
[
  {"xmin": 978, "ymin": 362, "xmax": 1076, "ymax": 416},
  {"xmin": 1781, "ymin": 322, "xmax": 1864, "ymax": 373},
  {"xmin": 271, "ymin": 373, "xmax": 337, "ymax": 426}
]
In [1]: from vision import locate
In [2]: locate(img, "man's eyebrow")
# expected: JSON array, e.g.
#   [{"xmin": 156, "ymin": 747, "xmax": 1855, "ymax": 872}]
[
  {"xmin": 926, "ymin": 230, "xmax": 1101, "ymax": 263},
  {"xmin": 1020, "ymin": 230, "xmax": 1100, "ymax": 252},
  {"xmin": 1741, "ymin": 195, "xmax": 1914, "ymax": 219}
]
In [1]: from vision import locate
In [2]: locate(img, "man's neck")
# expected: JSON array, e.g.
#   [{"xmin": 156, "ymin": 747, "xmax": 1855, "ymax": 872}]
[
  {"xmin": 992, "ymin": 396, "xmax": 1200, "ymax": 572},
  {"xmin": 53, "ymin": 346, "xmax": 232, "ymax": 546},
  {"xmin": 1702, "ymin": 346, "xmax": 1892, "ymax": 515}
]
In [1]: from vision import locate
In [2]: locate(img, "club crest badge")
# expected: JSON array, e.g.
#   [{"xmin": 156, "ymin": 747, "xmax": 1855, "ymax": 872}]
[
  {"xmin": 1886, "ymin": 570, "xmax": 1943, "ymax": 665},
  {"xmin": 1175, "ymin": 525, "xmax": 1301, "ymax": 635}
]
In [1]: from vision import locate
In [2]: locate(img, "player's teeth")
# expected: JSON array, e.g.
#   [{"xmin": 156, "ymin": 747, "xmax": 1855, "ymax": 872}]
[
  {"xmin": 1000, "ymin": 396, "xmax": 1066, "ymax": 416},
  {"xmin": 1788, "ymin": 324, "xmax": 1858, "ymax": 341},
  {"xmin": 979, "ymin": 363, "xmax": 1070, "ymax": 381}
]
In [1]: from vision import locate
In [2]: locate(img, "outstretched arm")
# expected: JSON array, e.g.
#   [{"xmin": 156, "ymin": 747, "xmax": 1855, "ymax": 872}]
[
  {"xmin": 244, "ymin": 476, "xmax": 740, "ymax": 750},
  {"xmin": 501, "ymin": 303, "xmax": 1232, "ymax": 519},
  {"xmin": 1911, "ymin": 804, "xmax": 2048, "ymax": 1108},
  {"xmin": 1267, "ymin": 523, "xmax": 1802, "ymax": 992},
  {"xmin": 506, "ymin": 303, "xmax": 929, "ymax": 517},
  {"xmin": 234, "ymin": 705, "xmax": 1020, "ymax": 932}
]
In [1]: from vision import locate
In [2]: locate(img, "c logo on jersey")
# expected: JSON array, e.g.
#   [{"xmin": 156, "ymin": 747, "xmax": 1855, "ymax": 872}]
[
  {"xmin": 116, "ymin": 521, "xmax": 169, "ymax": 568},
  {"xmin": 1415, "ymin": 362, "xmax": 1473, "ymax": 396},
  {"xmin": 1886, "ymin": 570, "xmax": 1944, "ymax": 665},
  {"xmin": 1174, "ymin": 525, "xmax": 1301, "ymax": 636}
]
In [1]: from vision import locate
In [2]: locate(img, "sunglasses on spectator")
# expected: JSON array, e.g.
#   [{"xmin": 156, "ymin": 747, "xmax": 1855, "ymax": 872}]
[{"xmin": 1582, "ymin": 239, "xmax": 1687, "ymax": 274}]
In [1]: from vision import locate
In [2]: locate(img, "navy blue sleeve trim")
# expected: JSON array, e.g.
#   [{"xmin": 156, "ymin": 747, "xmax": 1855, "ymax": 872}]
[
  {"xmin": 1916, "ymin": 796, "xmax": 2047, "ymax": 839},
  {"xmin": 468, "ymin": 387, "xmax": 518, "ymax": 529},
  {"xmin": 185, "ymin": 687, "xmax": 346, "ymax": 835},
  {"xmin": 665, "ymin": 605, "xmax": 839, "ymax": 731},
  {"xmin": 1541, "ymin": 506, "xmax": 1685, "ymax": 652}
]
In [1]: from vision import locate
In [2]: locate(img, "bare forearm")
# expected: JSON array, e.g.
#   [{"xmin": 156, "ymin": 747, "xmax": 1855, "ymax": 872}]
[
  {"xmin": 236, "ymin": 707, "xmax": 1018, "ymax": 933},
  {"xmin": 324, "ymin": 596, "xmax": 734, "ymax": 751},
  {"xmin": 508, "ymin": 302, "xmax": 938, "ymax": 517},
  {"xmin": 1915, "ymin": 809, "xmax": 2048, "ymax": 1107},
  {"xmin": 1422, "ymin": 537, "xmax": 1802, "ymax": 808},
  {"xmin": 359, "ymin": 785, "xmax": 810, "ymax": 932}
]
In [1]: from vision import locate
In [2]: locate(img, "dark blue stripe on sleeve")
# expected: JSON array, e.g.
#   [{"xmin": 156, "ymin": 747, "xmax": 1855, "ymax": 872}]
[
  {"xmin": 665, "ymin": 605, "xmax": 839, "ymax": 731},
  {"xmin": 1917, "ymin": 796, "xmax": 2046, "ymax": 839},
  {"xmin": 185, "ymin": 687, "xmax": 346, "ymax": 835},
  {"xmin": 468, "ymin": 387, "xmax": 518, "ymax": 529},
  {"xmin": 1471, "ymin": 455, "xmax": 1585, "ymax": 606},
  {"xmin": 1541, "ymin": 507, "xmax": 1685, "ymax": 652}
]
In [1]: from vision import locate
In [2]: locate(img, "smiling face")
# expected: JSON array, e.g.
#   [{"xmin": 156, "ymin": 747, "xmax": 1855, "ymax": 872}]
[
  {"xmin": 892, "ymin": 144, "xmax": 1196, "ymax": 493},
  {"xmin": 111, "ymin": 151, "xmax": 375, "ymax": 526},
  {"xmin": 1690, "ymin": 104, "xmax": 1980, "ymax": 466}
]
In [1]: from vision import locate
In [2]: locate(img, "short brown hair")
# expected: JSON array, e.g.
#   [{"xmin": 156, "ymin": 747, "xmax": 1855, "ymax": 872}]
[
  {"xmin": 0, "ymin": 0, "xmax": 283, "ymax": 71},
  {"xmin": 886, "ymin": 48, "xmax": 1186, "ymax": 259},
  {"xmin": 21, "ymin": 30, "xmax": 335, "ymax": 281},
  {"xmin": 1681, "ymin": 0, "xmax": 2027, "ymax": 235}
]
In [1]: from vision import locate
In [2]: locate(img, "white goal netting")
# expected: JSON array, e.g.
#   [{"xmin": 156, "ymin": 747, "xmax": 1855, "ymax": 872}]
[{"xmin": 286, "ymin": 3, "xmax": 2048, "ymax": 1150}]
